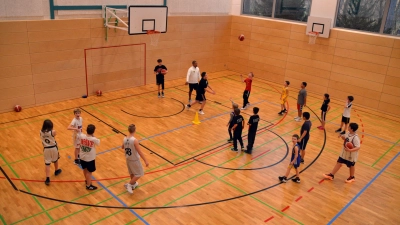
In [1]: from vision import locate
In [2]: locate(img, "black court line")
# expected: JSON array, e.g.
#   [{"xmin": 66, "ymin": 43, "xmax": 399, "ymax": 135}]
[
  {"xmin": 0, "ymin": 166, "xmax": 18, "ymax": 191},
  {"xmin": 140, "ymin": 144, "xmax": 174, "ymax": 165},
  {"xmin": 121, "ymin": 98, "xmax": 185, "ymax": 118}
]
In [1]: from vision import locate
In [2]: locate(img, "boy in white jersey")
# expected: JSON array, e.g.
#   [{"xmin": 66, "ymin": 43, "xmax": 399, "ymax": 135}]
[
  {"xmin": 40, "ymin": 119, "xmax": 62, "ymax": 185},
  {"xmin": 324, "ymin": 123, "xmax": 361, "ymax": 183},
  {"xmin": 122, "ymin": 124, "xmax": 149, "ymax": 194},
  {"xmin": 335, "ymin": 96, "xmax": 354, "ymax": 135},
  {"xmin": 78, "ymin": 124, "xmax": 100, "ymax": 190},
  {"xmin": 67, "ymin": 109, "xmax": 83, "ymax": 165}
]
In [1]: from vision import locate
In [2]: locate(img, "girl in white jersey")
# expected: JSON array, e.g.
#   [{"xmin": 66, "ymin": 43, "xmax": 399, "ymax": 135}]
[
  {"xmin": 67, "ymin": 108, "xmax": 83, "ymax": 165},
  {"xmin": 40, "ymin": 119, "xmax": 62, "ymax": 185},
  {"xmin": 122, "ymin": 124, "xmax": 149, "ymax": 194}
]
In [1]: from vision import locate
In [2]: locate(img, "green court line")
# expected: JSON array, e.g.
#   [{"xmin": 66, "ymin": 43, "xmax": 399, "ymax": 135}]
[
  {"xmin": 0, "ymin": 154, "xmax": 54, "ymax": 222},
  {"xmin": 0, "ymin": 215, "xmax": 6, "ymax": 225},
  {"xmin": 208, "ymin": 172, "xmax": 303, "ymax": 225},
  {"xmin": 371, "ymin": 139, "xmax": 400, "ymax": 167}
]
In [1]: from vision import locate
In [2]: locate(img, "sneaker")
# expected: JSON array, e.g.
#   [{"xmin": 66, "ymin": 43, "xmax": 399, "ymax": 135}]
[
  {"xmin": 345, "ymin": 176, "xmax": 355, "ymax": 183},
  {"xmin": 45, "ymin": 177, "xmax": 50, "ymax": 185},
  {"xmin": 294, "ymin": 116, "xmax": 300, "ymax": 120},
  {"xmin": 301, "ymin": 159, "xmax": 304, "ymax": 164},
  {"xmin": 86, "ymin": 185, "xmax": 98, "ymax": 190},
  {"xmin": 186, "ymin": 104, "xmax": 191, "ymax": 109},
  {"xmin": 54, "ymin": 169, "xmax": 62, "ymax": 176},
  {"xmin": 278, "ymin": 176, "xmax": 287, "ymax": 183},
  {"xmin": 126, "ymin": 184, "xmax": 133, "ymax": 194},
  {"xmin": 198, "ymin": 110, "xmax": 204, "ymax": 115},
  {"xmin": 323, "ymin": 173, "xmax": 334, "ymax": 180},
  {"xmin": 124, "ymin": 183, "xmax": 129, "ymax": 189},
  {"xmin": 199, "ymin": 101, "xmax": 203, "ymax": 104},
  {"xmin": 74, "ymin": 159, "xmax": 80, "ymax": 165},
  {"xmin": 227, "ymin": 139, "xmax": 233, "ymax": 143},
  {"xmin": 318, "ymin": 127, "xmax": 325, "ymax": 130},
  {"xmin": 158, "ymin": 93, "xmax": 161, "ymax": 98},
  {"xmin": 335, "ymin": 128, "xmax": 342, "ymax": 133},
  {"xmin": 161, "ymin": 92, "xmax": 164, "ymax": 98},
  {"xmin": 295, "ymin": 118, "xmax": 302, "ymax": 122},
  {"xmin": 278, "ymin": 111, "xmax": 283, "ymax": 115},
  {"xmin": 231, "ymin": 148, "xmax": 238, "ymax": 152},
  {"xmin": 240, "ymin": 107, "xmax": 246, "ymax": 110},
  {"xmin": 282, "ymin": 109, "xmax": 287, "ymax": 113},
  {"xmin": 132, "ymin": 182, "xmax": 139, "ymax": 189},
  {"xmin": 292, "ymin": 177, "xmax": 301, "ymax": 183},
  {"xmin": 189, "ymin": 99, "xmax": 192, "ymax": 104},
  {"xmin": 340, "ymin": 131, "xmax": 345, "ymax": 135},
  {"xmin": 244, "ymin": 150, "xmax": 252, "ymax": 154}
]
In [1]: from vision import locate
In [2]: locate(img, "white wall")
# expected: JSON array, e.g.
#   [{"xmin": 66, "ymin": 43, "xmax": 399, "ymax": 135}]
[
  {"xmin": 310, "ymin": 0, "xmax": 338, "ymax": 26},
  {"xmin": 230, "ymin": 0, "xmax": 241, "ymax": 15}
]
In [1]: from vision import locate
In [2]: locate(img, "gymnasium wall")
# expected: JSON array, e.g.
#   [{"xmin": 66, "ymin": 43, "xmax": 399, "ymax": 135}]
[
  {"xmin": 0, "ymin": 15, "xmax": 230, "ymax": 112},
  {"xmin": 227, "ymin": 15, "xmax": 400, "ymax": 116}
]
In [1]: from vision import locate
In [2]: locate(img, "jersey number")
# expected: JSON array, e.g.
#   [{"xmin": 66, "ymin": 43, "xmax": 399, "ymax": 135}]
[
  {"xmin": 81, "ymin": 146, "xmax": 91, "ymax": 152},
  {"xmin": 45, "ymin": 139, "xmax": 50, "ymax": 144},
  {"xmin": 125, "ymin": 148, "xmax": 132, "ymax": 156}
]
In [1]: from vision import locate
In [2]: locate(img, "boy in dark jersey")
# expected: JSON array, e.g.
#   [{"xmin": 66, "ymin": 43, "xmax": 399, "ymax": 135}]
[
  {"xmin": 186, "ymin": 72, "xmax": 215, "ymax": 114},
  {"xmin": 241, "ymin": 72, "xmax": 254, "ymax": 110},
  {"xmin": 244, "ymin": 107, "xmax": 260, "ymax": 154},
  {"xmin": 231, "ymin": 108, "xmax": 245, "ymax": 152},
  {"xmin": 154, "ymin": 59, "xmax": 168, "ymax": 98},
  {"xmin": 298, "ymin": 112, "xmax": 311, "ymax": 164},
  {"xmin": 227, "ymin": 102, "xmax": 239, "ymax": 143},
  {"xmin": 318, "ymin": 94, "xmax": 330, "ymax": 130},
  {"xmin": 279, "ymin": 134, "xmax": 301, "ymax": 183}
]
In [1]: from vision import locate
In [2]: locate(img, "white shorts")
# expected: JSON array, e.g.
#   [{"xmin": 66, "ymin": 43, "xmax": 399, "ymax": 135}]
[
  {"xmin": 126, "ymin": 159, "xmax": 144, "ymax": 177},
  {"xmin": 73, "ymin": 135, "xmax": 80, "ymax": 149},
  {"xmin": 44, "ymin": 147, "xmax": 59, "ymax": 165}
]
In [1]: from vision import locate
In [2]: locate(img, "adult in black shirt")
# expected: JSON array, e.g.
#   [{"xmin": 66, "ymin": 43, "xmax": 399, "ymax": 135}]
[
  {"xmin": 154, "ymin": 59, "xmax": 168, "ymax": 98},
  {"xmin": 186, "ymin": 72, "xmax": 215, "ymax": 115},
  {"xmin": 245, "ymin": 107, "xmax": 260, "ymax": 154},
  {"xmin": 231, "ymin": 108, "xmax": 245, "ymax": 151},
  {"xmin": 298, "ymin": 112, "xmax": 312, "ymax": 163}
]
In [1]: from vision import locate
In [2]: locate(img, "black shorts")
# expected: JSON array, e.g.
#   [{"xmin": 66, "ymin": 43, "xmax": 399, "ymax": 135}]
[
  {"xmin": 337, "ymin": 157, "xmax": 355, "ymax": 167},
  {"xmin": 341, "ymin": 116, "xmax": 350, "ymax": 124},
  {"xmin": 189, "ymin": 83, "xmax": 198, "ymax": 92},
  {"xmin": 321, "ymin": 111, "xmax": 327, "ymax": 121},
  {"xmin": 299, "ymin": 137, "xmax": 309, "ymax": 150},
  {"xmin": 156, "ymin": 75, "xmax": 164, "ymax": 85},
  {"xmin": 196, "ymin": 94, "xmax": 206, "ymax": 101},
  {"xmin": 81, "ymin": 160, "xmax": 96, "ymax": 172}
]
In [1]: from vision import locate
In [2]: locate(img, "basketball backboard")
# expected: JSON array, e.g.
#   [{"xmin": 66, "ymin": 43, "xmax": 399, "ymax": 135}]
[
  {"xmin": 306, "ymin": 16, "xmax": 332, "ymax": 38},
  {"xmin": 128, "ymin": 5, "xmax": 168, "ymax": 35}
]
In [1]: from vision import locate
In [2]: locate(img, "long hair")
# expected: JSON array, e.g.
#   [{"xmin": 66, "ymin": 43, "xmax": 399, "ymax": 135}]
[{"xmin": 41, "ymin": 119, "xmax": 53, "ymax": 132}]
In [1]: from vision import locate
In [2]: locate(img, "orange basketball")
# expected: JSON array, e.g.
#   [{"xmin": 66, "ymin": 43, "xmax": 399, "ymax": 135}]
[
  {"xmin": 14, "ymin": 105, "xmax": 22, "ymax": 112},
  {"xmin": 238, "ymin": 34, "xmax": 245, "ymax": 41},
  {"xmin": 346, "ymin": 142, "xmax": 354, "ymax": 149},
  {"xmin": 161, "ymin": 69, "xmax": 168, "ymax": 75},
  {"xmin": 96, "ymin": 90, "xmax": 102, "ymax": 96}
]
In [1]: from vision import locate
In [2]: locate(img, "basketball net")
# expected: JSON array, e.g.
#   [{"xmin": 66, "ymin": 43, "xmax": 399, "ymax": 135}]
[
  {"xmin": 308, "ymin": 32, "xmax": 319, "ymax": 44},
  {"xmin": 147, "ymin": 30, "xmax": 161, "ymax": 46}
]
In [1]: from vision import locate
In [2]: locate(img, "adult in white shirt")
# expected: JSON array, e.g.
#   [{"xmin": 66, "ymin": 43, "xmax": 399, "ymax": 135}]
[{"xmin": 185, "ymin": 60, "xmax": 201, "ymax": 103}]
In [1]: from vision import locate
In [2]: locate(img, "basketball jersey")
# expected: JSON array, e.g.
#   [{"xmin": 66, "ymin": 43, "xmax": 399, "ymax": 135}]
[
  {"xmin": 123, "ymin": 136, "xmax": 140, "ymax": 161},
  {"xmin": 40, "ymin": 130, "xmax": 57, "ymax": 148},
  {"xmin": 282, "ymin": 87, "xmax": 288, "ymax": 98},
  {"xmin": 340, "ymin": 133, "xmax": 360, "ymax": 162},
  {"xmin": 292, "ymin": 143, "xmax": 301, "ymax": 158},
  {"xmin": 343, "ymin": 102, "xmax": 352, "ymax": 117},
  {"xmin": 70, "ymin": 117, "xmax": 83, "ymax": 138},
  {"xmin": 78, "ymin": 133, "xmax": 100, "ymax": 162}
]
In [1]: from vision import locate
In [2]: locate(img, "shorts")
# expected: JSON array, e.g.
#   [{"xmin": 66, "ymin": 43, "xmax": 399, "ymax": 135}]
[
  {"xmin": 44, "ymin": 146, "xmax": 59, "ymax": 165},
  {"xmin": 81, "ymin": 160, "xmax": 96, "ymax": 172},
  {"xmin": 280, "ymin": 97, "xmax": 287, "ymax": 105},
  {"xmin": 127, "ymin": 159, "xmax": 144, "ymax": 177},
  {"xmin": 156, "ymin": 75, "xmax": 164, "ymax": 85},
  {"xmin": 290, "ymin": 154, "xmax": 301, "ymax": 168},
  {"xmin": 73, "ymin": 135, "xmax": 80, "ymax": 149},
  {"xmin": 321, "ymin": 111, "xmax": 327, "ymax": 121},
  {"xmin": 299, "ymin": 137, "xmax": 309, "ymax": 150},
  {"xmin": 297, "ymin": 103, "xmax": 304, "ymax": 111},
  {"xmin": 341, "ymin": 116, "xmax": 350, "ymax": 124},
  {"xmin": 196, "ymin": 94, "xmax": 206, "ymax": 101},
  {"xmin": 189, "ymin": 83, "xmax": 198, "ymax": 92},
  {"xmin": 337, "ymin": 156, "xmax": 356, "ymax": 167}
]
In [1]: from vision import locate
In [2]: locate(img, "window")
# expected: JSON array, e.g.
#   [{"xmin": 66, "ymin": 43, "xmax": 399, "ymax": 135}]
[
  {"xmin": 242, "ymin": 0, "xmax": 274, "ymax": 18},
  {"xmin": 384, "ymin": 0, "xmax": 400, "ymax": 35}
]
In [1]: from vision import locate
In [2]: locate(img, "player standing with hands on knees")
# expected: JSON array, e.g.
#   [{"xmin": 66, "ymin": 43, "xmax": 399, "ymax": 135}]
[
  {"xmin": 186, "ymin": 72, "xmax": 215, "ymax": 115},
  {"xmin": 186, "ymin": 60, "xmax": 201, "ymax": 104}
]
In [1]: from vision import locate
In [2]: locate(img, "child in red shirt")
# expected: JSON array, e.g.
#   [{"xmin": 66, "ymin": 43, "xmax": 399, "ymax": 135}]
[{"xmin": 241, "ymin": 72, "xmax": 254, "ymax": 110}]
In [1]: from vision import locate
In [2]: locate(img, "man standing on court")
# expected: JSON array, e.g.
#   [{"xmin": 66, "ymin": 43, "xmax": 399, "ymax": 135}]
[
  {"xmin": 295, "ymin": 82, "xmax": 307, "ymax": 122},
  {"xmin": 186, "ymin": 60, "xmax": 201, "ymax": 104}
]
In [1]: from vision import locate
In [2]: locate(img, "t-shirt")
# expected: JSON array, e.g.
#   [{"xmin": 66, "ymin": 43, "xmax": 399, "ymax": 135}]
[
  {"xmin": 340, "ymin": 133, "xmax": 360, "ymax": 162},
  {"xmin": 154, "ymin": 65, "xmax": 167, "ymax": 77},
  {"xmin": 300, "ymin": 120, "xmax": 312, "ymax": 139},
  {"xmin": 40, "ymin": 130, "xmax": 57, "ymax": 148},
  {"xmin": 187, "ymin": 66, "xmax": 201, "ymax": 84},
  {"xmin": 197, "ymin": 78, "xmax": 208, "ymax": 95},
  {"xmin": 248, "ymin": 115, "xmax": 260, "ymax": 133},
  {"xmin": 281, "ymin": 87, "xmax": 288, "ymax": 99},
  {"xmin": 228, "ymin": 111, "xmax": 235, "ymax": 126},
  {"xmin": 244, "ymin": 78, "xmax": 252, "ymax": 92},
  {"xmin": 297, "ymin": 89, "xmax": 307, "ymax": 105},
  {"xmin": 321, "ymin": 99, "xmax": 330, "ymax": 112},
  {"xmin": 123, "ymin": 136, "xmax": 140, "ymax": 161},
  {"xmin": 233, "ymin": 115, "xmax": 244, "ymax": 133},
  {"xmin": 343, "ymin": 102, "xmax": 353, "ymax": 118},
  {"xmin": 70, "ymin": 117, "xmax": 83, "ymax": 138},
  {"xmin": 78, "ymin": 133, "xmax": 100, "ymax": 162}
]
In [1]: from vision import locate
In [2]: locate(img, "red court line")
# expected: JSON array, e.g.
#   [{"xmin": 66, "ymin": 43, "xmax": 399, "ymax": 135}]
[
  {"xmin": 319, "ymin": 179, "xmax": 325, "ymax": 184},
  {"xmin": 307, "ymin": 187, "xmax": 314, "ymax": 192},
  {"xmin": 295, "ymin": 196, "xmax": 303, "ymax": 202},
  {"xmin": 264, "ymin": 216, "xmax": 274, "ymax": 223},
  {"xmin": 281, "ymin": 206, "xmax": 290, "ymax": 212},
  {"xmin": 251, "ymin": 149, "xmax": 271, "ymax": 160}
]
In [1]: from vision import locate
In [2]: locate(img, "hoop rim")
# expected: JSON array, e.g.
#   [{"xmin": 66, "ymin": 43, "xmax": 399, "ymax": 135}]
[
  {"xmin": 308, "ymin": 31, "xmax": 319, "ymax": 36},
  {"xmin": 147, "ymin": 30, "xmax": 161, "ymax": 34}
]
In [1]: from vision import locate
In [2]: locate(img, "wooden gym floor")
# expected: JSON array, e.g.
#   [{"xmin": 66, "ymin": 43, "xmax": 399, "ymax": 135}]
[{"xmin": 0, "ymin": 70, "xmax": 399, "ymax": 225}]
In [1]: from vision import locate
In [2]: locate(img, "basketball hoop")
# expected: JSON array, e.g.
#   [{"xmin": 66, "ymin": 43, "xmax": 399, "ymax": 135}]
[
  {"xmin": 308, "ymin": 32, "xmax": 319, "ymax": 44},
  {"xmin": 147, "ymin": 30, "xmax": 161, "ymax": 46}
]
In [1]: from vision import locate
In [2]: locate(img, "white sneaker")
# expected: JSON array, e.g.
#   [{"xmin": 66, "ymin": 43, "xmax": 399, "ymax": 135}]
[
  {"xmin": 186, "ymin": 104, "xmax": 190, "ymax": 110},
  {"xmin": 132, "ymin": 182, "xmax": 139, "ymax": 189},
  {"xmin": 124, "ymin": 183, "xmax": 129, "ymax": 189},
  {"xmin": 294, "ymin": 117, "xmax": 299, "ymax": 120},
  {"xmin": 199, "ymin": 110, "xmax": 205, "ymax": 115},
  {"xmin": 126, "ymin": 184, "xmax": 133, "ymax": 194},
  {"xmin": 240, "ymin": 107, "xmax": 246, "ymax": 110},
  {"xmin": 295, "ymin": 118, "xmax": 302, "ymax": 122}
]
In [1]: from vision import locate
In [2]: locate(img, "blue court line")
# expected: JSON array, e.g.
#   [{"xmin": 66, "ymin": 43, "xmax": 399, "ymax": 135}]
[{"xmin": 327, "ymin": 151, "xmax": 400, "ymax": 225}]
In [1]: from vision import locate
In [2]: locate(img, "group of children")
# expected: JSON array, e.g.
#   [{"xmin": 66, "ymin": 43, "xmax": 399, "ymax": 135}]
[{"xmin": 41, "ymin": 108, "xmax": 149, "ymax": 193}]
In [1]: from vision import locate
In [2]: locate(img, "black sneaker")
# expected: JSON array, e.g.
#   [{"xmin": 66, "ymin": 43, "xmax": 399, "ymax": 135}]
[
  {"xmin": 230, "ymin": 148, "xmax": 238, "ymax": 152},
  {"xmin": 340, "ymin": 131, "xmax": 346, "ymax": 135},
  {"xmin": 74, "ymin": 159, "xmax": 80, "ymax": 165},
  {"xmin": 244, "ymin": 150, "xmax": 252, "ymax": 154},
  {"xmin": 301, "ymin": 159, "xmax": 304, "ymax": 164},
  {"xmin": 161, "ymin": 92, "xmax": 164, "ymax": 98},
  {"xmin": 158, "ymin": 92, "xmax": 161, "ymax": 98},
  {"xmin": 292, "ymin": 177, "xmax": 301, "ymax": 183},
  {"xmin": 323, "ymin": 173, "xmax": 334, "ymax": 180},
  {"xmin": 186, "ymin": 104, "xmax": 191, "ymax": 109},
  {"xmin": 278, "ymin": 111, "xmax": 283, "ymax": 115},
  {"xmin": 279, "ymin": 176, "xmax": 287, "ymax": 183},
  {"xmin": 227, "ymin": 139, "xmax": 233, "ymax": 143},
  {"xmin": 45, "ymin": 177, "xmax": 50, "ymax": 185},
  {"xmin": 282, "ymin": 109, "xmax": 287, "ymax": 113},
  {"xmin": 86, "ymin": 185, "xmax": 98, "ymax": 190},
  {"xmin": 335, "ymin": 128, "xmax": 342, "ymax": 133},
  {"xmin": 54, "ymin": 169, "xmax": 62, "ymax": 176}
]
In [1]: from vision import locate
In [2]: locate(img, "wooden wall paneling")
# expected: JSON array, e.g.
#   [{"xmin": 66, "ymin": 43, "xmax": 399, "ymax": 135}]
[
  {"xmin": 0, "ymin": 95, "xmax": 36, "ymax": 112},
  {"xmin": 0, "ymin": 54, "xmax": 31, "ymax": 67},
  {"xmin": 30, "ymin": 49, "xmax": 84, "ymax": 64},
  {"xmin": 28, "ymin": 29, "xmax": 91, "ymax": 42},
  {"xmin": 330, "ymin": 72, "xmax": 383, "ymax": 92},
  {"xmin": 0, "ymin": 65, "xmax": 32, "ymax": 79},
  {"xmin": 0, "ymin": 43, "xmax": 30, "ymax": 56},
  {"xmin": 0, "ymin": 75, "xmax": 33, "ymax": 89},
  {"xmin": 32, "ymin": 68, "xmax": 86, "ymax": 84},
  {"xmin": 34, "ymin": 86, "xmax": 87, "ymax": 105},
  {"xmin": 327, "ymin": 88, "xmax": 380, "ymax": 109},
  {"xmin": 334, "ymin": 48, "xmax": 391, "ymax": 66},
  {"xmin": 380, "ymin": 93, "xmax": 400, "ymax": 106},
  {"xmin": 0, "ymin": 32, "xmax": 28, "ymax": 45},
  {"xmin": 0, "ymin": 21, "xmax": 27, "ymax": 33},
  {"xmin": 31, "ymin": 59, "xmax": 85, "ymax": 74},
  {"xmin": 384, "ymin": 76, "xmax": 400, "ymax": 87},
  {"xmin": 0, "ymin": 85, "xmax": 35, "ymax": 100},
  {"xmin": 285, "ymin": 63, "xmax": 330, "ymax": 79},
  {"xmin": 332, "ymin": 56, "xmax": 388, "ymax": 75},
  {"xmin": 378, "ymin": 101, "xmax": 400, "ymax": 115},
  {"xmin": 328, "ymin": 80, "xmax": 382, "ymax": 101},
  {"xmin": 288, "ymin": 47, "xmax": 334, "ymax": 63},
  {"xmin": 29, "ymin": 38, "xmax": 92, "ymax": 53},
  {"xmin": 34, "ymin": 77, "xmax": 86, "ymax": 94},
  {"xmin": 382, "ymin": 85, "xmax": 400, "ymax": 97},
  {"xmin": 335, "ymin": 39, "xmax": 392, "ymax": 56},
  {"xmin": 331, "ymin": 64, "xmax": 386, "ymax": 83},
  {"xmin": 336, "ymin": 30, "xmax": 394, "ymax": 47},
  {"xmin": 27, "ymin": 19, "xmax": 91, "ymax": 31}
]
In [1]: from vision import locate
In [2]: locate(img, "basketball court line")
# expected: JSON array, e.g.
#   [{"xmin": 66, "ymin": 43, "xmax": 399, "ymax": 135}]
[
  {"xmin": 120, "ymin": 97, "xmax": 185, "ymax": 118},
  {"xmin": 0, "ymin": 214, "xmax": 6, "ymax": 225},
  {"xmin": 327, "ymin": 152, "xmax": 400, "ymax": 225}
]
